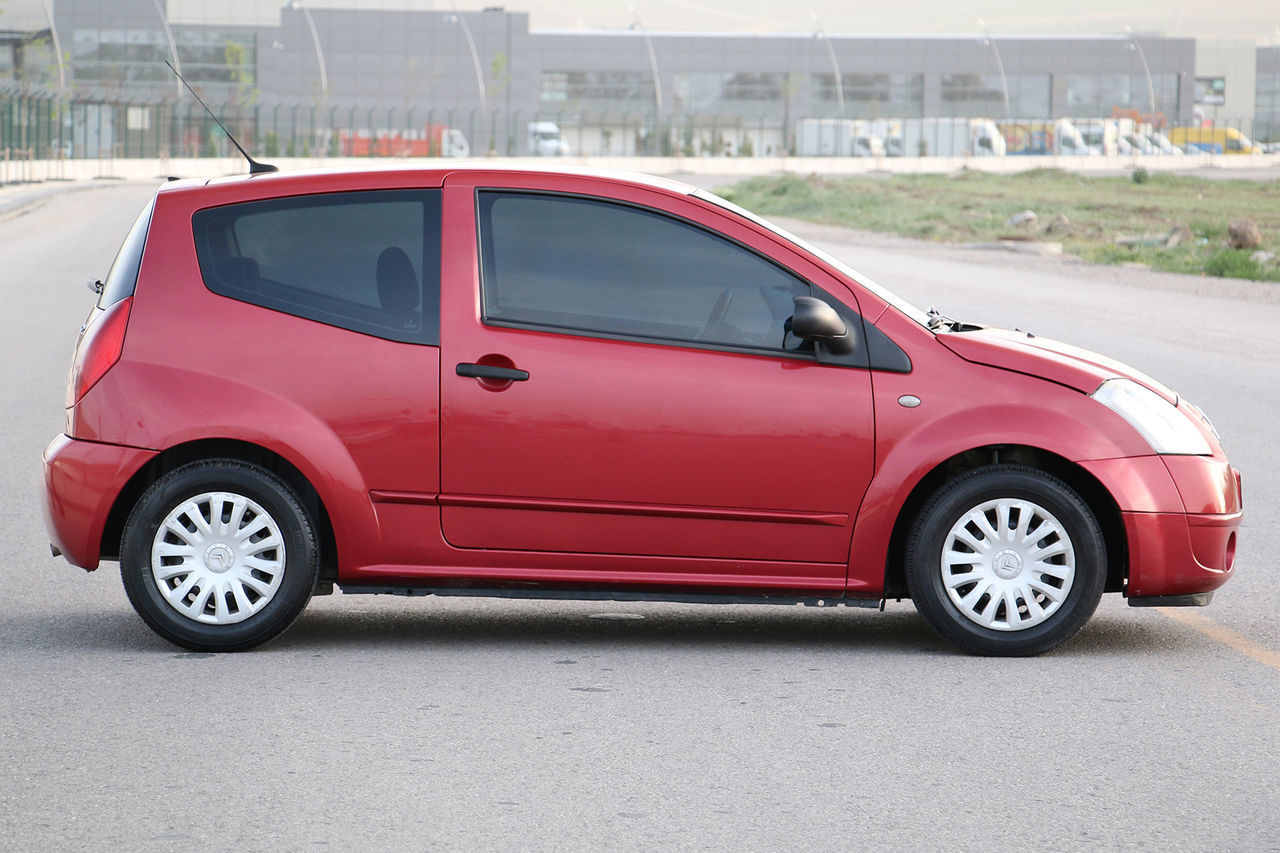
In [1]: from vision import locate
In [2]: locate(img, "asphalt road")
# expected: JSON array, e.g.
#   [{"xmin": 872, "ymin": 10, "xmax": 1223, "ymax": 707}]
[{"xmin": 2, "ymin": 181, "xmax": 1278, "ymax": 850}]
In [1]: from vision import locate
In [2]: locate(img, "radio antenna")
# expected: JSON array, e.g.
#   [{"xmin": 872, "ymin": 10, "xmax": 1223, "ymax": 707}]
[{"xmin": 165, "ymin": 60, "xmax": 277, "ymax": 174}]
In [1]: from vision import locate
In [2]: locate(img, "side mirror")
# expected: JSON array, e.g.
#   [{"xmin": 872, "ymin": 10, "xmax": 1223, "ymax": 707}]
[{"xmin": 791, "ymin": 295, "xmax": 853, "ymax": 355}]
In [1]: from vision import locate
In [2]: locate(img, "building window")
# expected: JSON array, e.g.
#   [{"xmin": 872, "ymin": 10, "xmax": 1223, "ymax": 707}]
[
  {"xmin": 812, "ymin": 73, "xmax": 923, "ymax": 116},
  {"xmin": 1057, "ymin": 73, "xmax": 1177, "ymax": 118},
  {"xmin": 722, "ymin": 72, "xmax": 784, "ymax": 102},
  {"xmin": 540, "ymin": 71, "xmax": 651, "ymax": 104},
  {"xmin": 71, "ymin": 28, "xmax": 255, "ymax": 88},
  {"xmin": 939, "ymin": 73, "xmax": 1048, "ymax": 118}
]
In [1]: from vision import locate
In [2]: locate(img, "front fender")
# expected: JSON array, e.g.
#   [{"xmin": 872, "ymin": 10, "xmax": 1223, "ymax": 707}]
[{"xmin": 848, "ymin": 351, "xmax": 1155, "ymax": 592}]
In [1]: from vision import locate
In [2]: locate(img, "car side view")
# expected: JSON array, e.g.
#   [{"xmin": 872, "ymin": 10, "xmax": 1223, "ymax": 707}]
[{"xmin": 43, "ymin": 165, "xmax": 1241, "ymax": 655}]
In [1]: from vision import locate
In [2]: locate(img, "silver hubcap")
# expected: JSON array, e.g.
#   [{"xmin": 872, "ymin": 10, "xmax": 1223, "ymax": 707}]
[
  {"xmin": 940, "ymin": 498, "xmax": 1075, "ymax": 632},
  {"xmin": 150, "ymin": 491, "xmax": 286, "ymax": 625}
]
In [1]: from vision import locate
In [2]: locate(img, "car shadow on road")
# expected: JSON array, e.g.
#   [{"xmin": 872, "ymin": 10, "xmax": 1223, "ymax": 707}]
[
  {"xmin": 0, "ymin": 600, "xmax": 1191, "ymax": 658},
  {"xmin": 264, "ymin": 598, "xmax": 1185, "ymax": 658},
  {"xmin": 281, "ymin": 601, "xmax": 947, "ymax": 655}
]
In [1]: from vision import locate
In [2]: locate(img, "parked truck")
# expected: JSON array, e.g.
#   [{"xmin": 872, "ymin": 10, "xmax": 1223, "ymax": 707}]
[
  {"xmin": 529, "ymin": 121, "xmax": 570, "ymax": 156},
  {"xmin": 890, "ymin": 118, "xmax": 1005, "ymax": 157},
  {"xmin": 1167, "ymin": 126, "xmax": 1262, "ymax": 154},
  {"xmin": 998, "ymin": 119, "xmax": 1091, "ymax": 156},
  {"xmin": 795, "ymin": 119, "xmax": 883, "ymax": 157},
  {"xmin": 339, "ymin": 124, "xmax": 469, "ymax": 157}
]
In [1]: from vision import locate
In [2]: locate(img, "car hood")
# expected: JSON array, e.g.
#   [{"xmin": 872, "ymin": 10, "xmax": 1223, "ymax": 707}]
[{"xmin": 937, "ymin": 327, "xmax": 1177, "ymax": 404}]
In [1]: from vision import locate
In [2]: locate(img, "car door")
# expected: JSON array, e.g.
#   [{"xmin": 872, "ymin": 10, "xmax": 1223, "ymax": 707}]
[{"xmin": 438, "ymin": 172, "xmax": 875, "ymax": 581}]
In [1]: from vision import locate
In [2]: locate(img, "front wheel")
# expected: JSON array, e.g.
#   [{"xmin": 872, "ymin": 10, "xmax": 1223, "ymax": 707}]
[
  {"xmin": 120, "ymin": 460, "xmax": 319, "ymax": 652},
  {"xmin": 904, "ymin": 465, "xmax": 1106, "ymax": 656}
]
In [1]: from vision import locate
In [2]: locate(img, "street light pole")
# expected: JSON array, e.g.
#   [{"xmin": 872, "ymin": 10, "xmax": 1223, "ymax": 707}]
[
  {"xmin": 288, "ymin": 2, "xmax": 328, "ymax": 157},
  {"xmin": 151, "ymin": 0, "xmax": 182, "ymax": 100},
  {"xmin": 36, "ymin": 0, "xmax": 66, "ymax": 93},
  {"xmin": 979, "ymin": 19, "xmax": 1011, "ymax": 122},
  {"xmin": 627, "ymin": 3, "xmax": 662, "ymax": 155},
  {"xmin": 36, "ymin": 0, "xmax": 67, "ymax": 160},
  {"xmin": 1126, "ymin": 25, "xmax": 1157, "ymax": 116},
  {"xmin": 627, "ymin": 4, "xmax": 663, "ymax": 115},
  {"xmin": 298, "ymin": 4, "xmax": 329, "ymax": 102},
  {"xmin": 811, "ymin": 12, "xmax": 843, "ymax": 118},
  {"xmin": 447, "ymin": 10, "xmax": 487, "ymax": 115}
]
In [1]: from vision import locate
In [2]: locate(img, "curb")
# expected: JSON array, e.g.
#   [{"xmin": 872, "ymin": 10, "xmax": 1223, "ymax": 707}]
[{"xmin": 0, "ymin": 179, "xmax": 156, "ymax": 221}]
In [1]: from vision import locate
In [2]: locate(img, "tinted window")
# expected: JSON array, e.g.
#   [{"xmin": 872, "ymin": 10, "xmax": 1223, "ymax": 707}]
[
  {"xmin": 193, "ymin": 190, "xmax": 441, "ymax": 345},
  {"xmin": 479, "ymin": 192, "xmax": 813, "ymax": 352},
  {"xmin": 99, "ymin": 197, "xmax": 155, "ymax": 308}
]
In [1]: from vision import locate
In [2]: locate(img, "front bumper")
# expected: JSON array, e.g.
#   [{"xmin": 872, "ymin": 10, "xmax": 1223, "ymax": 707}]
[
  {"xmin": 43, "ymin": 434, "xmax": 157, "ymax": 570},
  {"xmin": 1081, "ymin": 454, "xmax": 1241, "ymax": 601},
  {"xmin": 1121, "ymin": 509, "xmax": 1240, "ymax": 599}
]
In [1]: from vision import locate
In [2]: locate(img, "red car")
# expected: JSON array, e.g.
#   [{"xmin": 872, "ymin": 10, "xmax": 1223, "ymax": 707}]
[{"xmin": 43, "ymin": 166, "xmax": 1241, "ymax": 655}]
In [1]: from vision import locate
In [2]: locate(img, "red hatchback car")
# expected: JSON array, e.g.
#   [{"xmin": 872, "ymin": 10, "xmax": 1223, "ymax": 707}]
[{"xmin": 43, "ymin": 166, "xmax": 1241, "ymax": 655}]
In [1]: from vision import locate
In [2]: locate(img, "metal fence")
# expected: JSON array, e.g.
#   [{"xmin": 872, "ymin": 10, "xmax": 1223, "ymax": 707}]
[{"xmin": 2, "ymin": 85, "xmax": 1276, "ymax": 163}]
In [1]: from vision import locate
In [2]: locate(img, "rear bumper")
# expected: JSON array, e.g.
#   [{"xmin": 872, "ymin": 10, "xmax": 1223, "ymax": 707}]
[{"xmin": 42, "ymin": 434, "xmax": 156, "ymax": 570}]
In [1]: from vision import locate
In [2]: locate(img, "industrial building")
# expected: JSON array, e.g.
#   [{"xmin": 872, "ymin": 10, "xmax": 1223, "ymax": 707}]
[{"xmin": 0, "ymin": 2, "xmax": 1274, "ymax": 158}]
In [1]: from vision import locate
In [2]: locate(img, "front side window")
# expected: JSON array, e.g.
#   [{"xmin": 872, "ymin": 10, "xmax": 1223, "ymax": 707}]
[
  {"xmin": 193, "ymin": 190, "xmax": 441, "ymax": 344},
  {"xmin": 478, "ymin": 191, "xmax": 834, "ymax": 354}
]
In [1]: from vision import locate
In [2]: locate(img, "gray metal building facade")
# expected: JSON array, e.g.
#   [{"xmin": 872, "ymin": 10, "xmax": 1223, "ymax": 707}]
[
  {"xmin": 1258, "ymin": 47, "xmax": 1280, "ymax": 141},
  {"xmin": 7, "ymin": 2, "xmax": 1272, "ymax": 157}
]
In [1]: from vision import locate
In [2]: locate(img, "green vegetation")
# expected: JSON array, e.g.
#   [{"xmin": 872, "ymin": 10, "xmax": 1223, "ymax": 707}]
[{"xmin": 715, "ymin": 170, "xmax": 1280, "ymax": 282}]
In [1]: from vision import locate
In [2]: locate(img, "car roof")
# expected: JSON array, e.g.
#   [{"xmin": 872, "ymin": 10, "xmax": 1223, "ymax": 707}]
[{"xmin": 158, "ymin": 163, "xmax": 698, "ymax": 200}]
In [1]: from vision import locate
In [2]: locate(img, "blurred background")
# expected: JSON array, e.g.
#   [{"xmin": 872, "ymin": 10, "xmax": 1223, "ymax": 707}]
[{"xmin": 0, "ymin": 0, "xmax": 1276, "ymax": 163}]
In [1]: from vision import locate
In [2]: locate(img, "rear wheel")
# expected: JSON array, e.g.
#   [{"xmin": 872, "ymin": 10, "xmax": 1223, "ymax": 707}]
[
  {"xmin": 905, "ymin": 465, "xmax": 1105, "ymax": 656},
  {"xmin": 120, "ymin": 460, "xmax": 318, "ymax": 652}
]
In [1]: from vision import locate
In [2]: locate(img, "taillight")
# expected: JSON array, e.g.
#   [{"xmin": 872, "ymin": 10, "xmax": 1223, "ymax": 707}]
[{"xmin": 67, "ymin": 297, "xmax": 132, "ymax": 407}]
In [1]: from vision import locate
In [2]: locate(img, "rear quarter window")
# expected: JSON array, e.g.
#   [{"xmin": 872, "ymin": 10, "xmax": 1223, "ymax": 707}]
[
  {"xmin": 192, "ymin": 189, "xmax": 441, "ymax": 345},
  {"xmin": 98, "ymin": 197, "xmax": 155, "ymax": 308}
]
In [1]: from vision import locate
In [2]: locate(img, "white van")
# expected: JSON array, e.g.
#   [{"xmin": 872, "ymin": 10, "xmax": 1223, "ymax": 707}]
[{"xmin": 529, "ymin": 122, "xmax": 570, "ymax": 156}]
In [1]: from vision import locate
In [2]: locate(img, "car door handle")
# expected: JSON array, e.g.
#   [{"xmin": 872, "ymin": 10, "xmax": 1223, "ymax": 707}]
[{"xmin": 456, "ymin": 363, "xmax": 530, "ymax": 381}]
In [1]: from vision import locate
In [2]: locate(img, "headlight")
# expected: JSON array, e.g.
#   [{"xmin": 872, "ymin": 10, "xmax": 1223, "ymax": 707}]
[{"xmin": 1092, "ymin": 378, "xmax": 1212, "ymax": 456}]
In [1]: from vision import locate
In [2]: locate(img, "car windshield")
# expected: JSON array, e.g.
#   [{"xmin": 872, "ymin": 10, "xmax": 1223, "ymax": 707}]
[{"xmin": 693, "ymin": 188, "xmax": 932, "ymax": 328}]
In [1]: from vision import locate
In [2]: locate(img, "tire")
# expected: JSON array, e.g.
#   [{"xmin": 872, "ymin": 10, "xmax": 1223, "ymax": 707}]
[
  {"xmin": 120, "ymin": 460, "xmax": 319, "ymax": 652},
  {"xmin": 904, "ymin": 464, "xmax": 1106, "ymax": 656}
]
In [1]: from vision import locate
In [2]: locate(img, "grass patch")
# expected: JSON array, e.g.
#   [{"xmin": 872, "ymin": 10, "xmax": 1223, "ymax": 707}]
[
  {"xmin": 715, "ymin": 170, "xmax": 1280, "ymax": 282},
  {"xmin": 1205, "ymin": 249, "xmax": 1271, "ymax": 280}
]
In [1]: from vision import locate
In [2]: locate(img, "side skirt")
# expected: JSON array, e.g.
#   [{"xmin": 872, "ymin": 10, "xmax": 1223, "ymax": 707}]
[{"xmin": 338, "ymin": 584, "xmax": 882, "ymax": 608}]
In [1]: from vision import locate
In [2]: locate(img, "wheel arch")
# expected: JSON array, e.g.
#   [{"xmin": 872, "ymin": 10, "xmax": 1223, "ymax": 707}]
[
  {"xmin": 100, "ymin": 438, "xmax": 339, "ymax": 587},
  {"xmin": 880, "ymin": 444, "xmax": 1126, "ymax": 600}
]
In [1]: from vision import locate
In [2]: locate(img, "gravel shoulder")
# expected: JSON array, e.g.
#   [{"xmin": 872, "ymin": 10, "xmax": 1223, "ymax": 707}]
[{"xmin": 773, "ymin": 215, "xmax": 1280, "ymax": 304}]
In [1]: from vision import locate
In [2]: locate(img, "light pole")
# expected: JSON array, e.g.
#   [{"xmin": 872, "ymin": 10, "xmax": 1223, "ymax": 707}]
[
  {"xmin": 811, "ymin": 12, "xmax": 843, "ymax": 118},
  {"xmin": 446, "ymin": 10, "xmax": 487, "ymax": 116},
  {"xmin": 292, "ymin": 2, "xmax": 330, "ymax": 156},
  {"xmin": 36, "ymin": 0, "xmax": 67, "ymax": 160},
  {"xmin": 1125, "ymin": 25, "xmax": 1157, "ymax": 117},
  {"xmin": 150, "ymin": 0, "xmax": 182, "ymax": 99},
  {"xmin": 979, "ymin": 19, "xmax": 1011, "ymax": 122},
  {"xmin": 811, "ymin": 13, "xmax": 844, "ymax": 155},
  {"xmin": 287, "ymin": 2, "xmax": 329, "ymax": 103},
  {"xmin": 627, "ymin": 4, "xmax": 663, "ymax": 115},
  {"xmin": 150, "ymin": 0, "xmax": 182, "ymax": 158},
  {"xmin": 36, "ymin": 0, "xmax": 66, "ymax": 92}
]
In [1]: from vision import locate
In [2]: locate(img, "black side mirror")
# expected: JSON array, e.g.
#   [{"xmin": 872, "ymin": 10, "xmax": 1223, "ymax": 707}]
[{"xmin": 791, "ymin": 295, "xmax": 853, "ymax": 355}]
